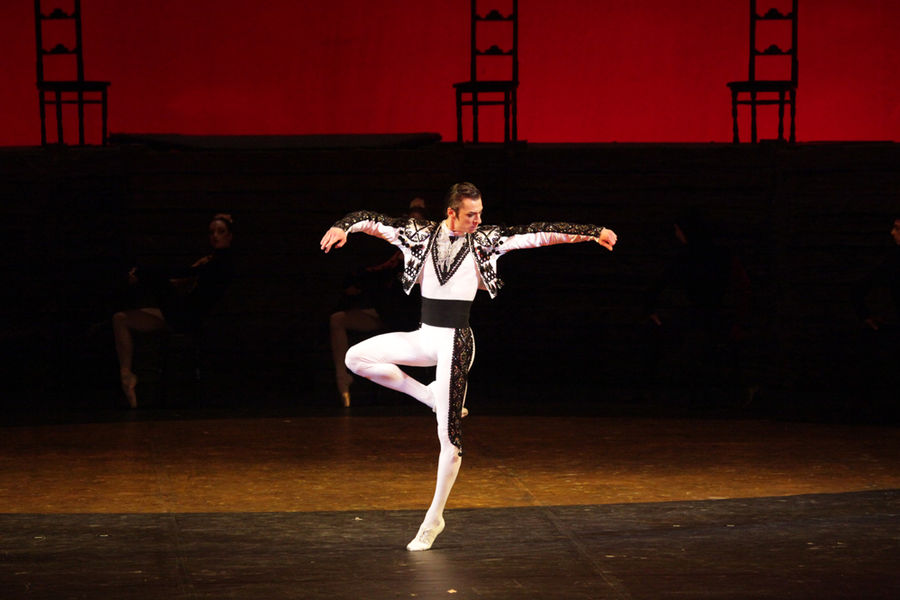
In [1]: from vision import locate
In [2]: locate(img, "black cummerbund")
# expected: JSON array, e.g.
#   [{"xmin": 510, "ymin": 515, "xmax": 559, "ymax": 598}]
[{"xmin": 421, "ymin": 297, "xmax": 472, "ymax": 328}]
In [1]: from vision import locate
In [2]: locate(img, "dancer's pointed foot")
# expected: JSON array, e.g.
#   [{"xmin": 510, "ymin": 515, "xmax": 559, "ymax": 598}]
[
  {"xmin": 406, "ymin": 517, "xmax": 445, "ymax": 552},
  {"xmin": 425, "ymin": 382, "xmax": 467, "ymax": 416},
  {"xmin": 428, "ymin": 399, "xmax": 468, "ymax": 418},
  {"xmin": 423, "ymin": 381, "xmax": 439, "ymax": 412},
  {"xmin": 120, "ymin": 371, "xmax": 138, "ymax": 409},
  {"xmin": 337, "ymin": 370, "xmax": 353, "ymax": 407}
]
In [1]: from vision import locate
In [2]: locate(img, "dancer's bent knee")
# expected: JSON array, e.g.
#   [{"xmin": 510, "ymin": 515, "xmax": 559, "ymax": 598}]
[
  {"xmin": 345, "ymin": 344, "xmax": 395, "ymax": 381},
  {"xmin": 344, "ymin": 344, "xmax": 368, "ymax": 375}
]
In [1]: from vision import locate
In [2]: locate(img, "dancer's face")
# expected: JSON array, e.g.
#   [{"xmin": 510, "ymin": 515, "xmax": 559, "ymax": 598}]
[
  {"xmin": 891, "ymin": 219, "xmax": 900, "ymax": 246},
  {"xmin": 447, "ymin": 197, "xmax": 483, "ymax": 234},
  {"xmin": 209, "ymin": 219, "xmax": 233, "ymax": 249}
]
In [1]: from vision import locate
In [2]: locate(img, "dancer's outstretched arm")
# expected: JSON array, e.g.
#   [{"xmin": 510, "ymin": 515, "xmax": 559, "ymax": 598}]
[
  {"xmin": 483, "ymin": 222, "xmax": 618, "ymax": 255},
  {"xmin": 321, "ymin": 211, "xmax": 423, "ymax": 253}
]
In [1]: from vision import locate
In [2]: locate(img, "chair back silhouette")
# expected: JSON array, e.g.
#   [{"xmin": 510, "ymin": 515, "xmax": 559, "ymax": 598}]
[
  {"xmin": 726, "ymin": 0, "xmax": 798, "ymax": 143},
  {"xmin": 34, "ymin": 0, "xmax": 110, "ymax": 145},
  {"xmin": 453, "ymin": 0, "xmax": 519, "ymax": 143}
]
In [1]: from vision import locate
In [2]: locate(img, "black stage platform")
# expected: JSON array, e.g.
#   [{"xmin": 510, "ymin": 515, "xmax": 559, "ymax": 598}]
[{"xmin": 5, "ymin": 491, "xmax": 899, "ymax": 599}]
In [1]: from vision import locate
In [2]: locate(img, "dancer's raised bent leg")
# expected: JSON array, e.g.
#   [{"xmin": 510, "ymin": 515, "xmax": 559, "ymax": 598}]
[{"xmin": 344, "ymin": 329, "xmax": 437, "ymax": 410}]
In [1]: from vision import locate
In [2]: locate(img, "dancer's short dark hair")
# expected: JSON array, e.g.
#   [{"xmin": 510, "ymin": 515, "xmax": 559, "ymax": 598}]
[{"xmin": 445, "ymin": 182, "xmax": 481, "ymax": 215}]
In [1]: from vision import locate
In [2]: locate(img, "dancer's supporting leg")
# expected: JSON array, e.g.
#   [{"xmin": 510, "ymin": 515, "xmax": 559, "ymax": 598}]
[
  {"xmin": 410, "ymin": 326, "xmax": 475, "ymax": 550},
  {"xmin": 406, "ymin": 326, "xmax": 462, "ymax": 551},
  {"xmin": 112, "ymin": 308, "xmax": 166, "ymax": 408}
]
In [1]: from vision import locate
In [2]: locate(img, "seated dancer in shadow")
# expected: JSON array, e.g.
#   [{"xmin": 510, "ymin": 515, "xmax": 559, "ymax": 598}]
[
  {"xmin": 329, "ymin": 199, "xmax": 426, "ymax": 407},
  {"xmin": 850, "ymin": 216, "xmax": 900, "ymax": 419},
  {"xmin": 320, "ymin": 182, "xmax": 617, "ymax": 551},
  {"xmin": 113, "ymin": 213, "xmax": 235, "ymax": 408},
  {"xmin": 855, "ymin": 216, "xmax": 900, "ymax": 332}
]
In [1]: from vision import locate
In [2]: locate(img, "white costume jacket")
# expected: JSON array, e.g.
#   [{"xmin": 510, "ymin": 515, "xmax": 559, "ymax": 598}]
[{"xmin": 334, "ymin": 211, "xmax": 606, "ymax": 298}]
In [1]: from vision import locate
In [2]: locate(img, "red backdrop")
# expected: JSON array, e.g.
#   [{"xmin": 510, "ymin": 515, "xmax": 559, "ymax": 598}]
[{"xmin": 3, "ymin": 0, "xmax": 898, "ymax": 146}]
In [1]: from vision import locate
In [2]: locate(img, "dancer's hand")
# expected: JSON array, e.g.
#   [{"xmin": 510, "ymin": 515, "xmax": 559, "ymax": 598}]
[
  {"xmin": 596, "ymin": 228, "xmax": 617, "ymax": 250},
  {"xmin": 320, "ymin": 227, "xmax": 348, "ymax": 253},
  {"xmin": 191, "ymin": 255, "xmax": 211, "ymax": 268}
]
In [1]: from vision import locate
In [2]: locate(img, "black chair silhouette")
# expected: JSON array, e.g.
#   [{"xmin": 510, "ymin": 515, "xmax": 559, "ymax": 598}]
[
  {"xmin": 34, "ymin": 0, "xmax": 110, "ymax": 146},
  {"xmin": 453, "ymin": 0, "xmax": 519, "ymax": 143},
  {"xmin": 727, "ymin": 0, "xmax": 798, "ymax": 143}
]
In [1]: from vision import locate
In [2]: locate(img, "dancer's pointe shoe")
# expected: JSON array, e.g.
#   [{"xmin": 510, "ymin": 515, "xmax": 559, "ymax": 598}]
[
  {"xmin": 406, "ymin": 517, "xmax": 445, "ymax": 552},
  {"xmin": 120, "ymin": 372, "xmax": 138, "ymax": 409},
  {"xmin": 340, "ymin": 391, "xmax": 351, "ymax": 408}
]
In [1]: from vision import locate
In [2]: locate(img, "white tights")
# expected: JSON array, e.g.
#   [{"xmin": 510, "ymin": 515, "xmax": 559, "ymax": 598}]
[{"xmin": 345, "ymin": 324, "xmax": 473, "ymax": 528}]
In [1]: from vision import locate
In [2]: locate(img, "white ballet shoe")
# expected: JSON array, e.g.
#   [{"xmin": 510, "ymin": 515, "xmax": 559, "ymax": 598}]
[{"xmin": 406, "ymin": 517, "xmax": 445, "ymax": 551}]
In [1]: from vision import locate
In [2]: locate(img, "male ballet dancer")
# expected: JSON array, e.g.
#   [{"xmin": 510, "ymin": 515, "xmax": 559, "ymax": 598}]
[{"xmin": 319, "ymin": 182, "xmax": 617, "ymax": 551}]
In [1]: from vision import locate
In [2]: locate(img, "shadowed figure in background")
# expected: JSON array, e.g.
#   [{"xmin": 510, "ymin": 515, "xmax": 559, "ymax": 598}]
[
  {"xmin": 851, "ymin": 216, "xmax": 900, "ymax": 420},
  {"xmin": 113, "ymin": 214, "xmax": 235, "ymax": 408},
  {"xmin": 320, "ymin": 182, "xmax": 617, "ymax": 552},
  {"xmin": 856, "ymin": 217, "xmax": 900, "ymax": 332},
  {"xmin": 642, "ymin": 209, "xmax": 752, "ymax": 405},
  {"xmin": 329, "ymin": 198, "xmax": 426, "ymax": 407}
]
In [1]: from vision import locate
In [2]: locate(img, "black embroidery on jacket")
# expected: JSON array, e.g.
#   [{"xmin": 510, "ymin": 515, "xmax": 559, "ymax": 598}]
[
  {"xmin": 333, "ymin": 210, "xmax": 407, "ymax": 232},
  {"xmin": 495, "ymin": 221, "xmax": 604, "ymax": 243}
]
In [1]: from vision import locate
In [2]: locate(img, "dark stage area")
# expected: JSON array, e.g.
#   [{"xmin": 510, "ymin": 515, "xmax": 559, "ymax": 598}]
[{"xmin": 1, "ymin": 140, "xmax": 898, "ymax": 421}]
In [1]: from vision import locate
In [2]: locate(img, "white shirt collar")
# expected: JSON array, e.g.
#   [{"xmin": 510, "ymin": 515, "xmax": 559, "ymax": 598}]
[{"xmin": 441, "ymin": 221, "xmax": 465, "ymax": 238}]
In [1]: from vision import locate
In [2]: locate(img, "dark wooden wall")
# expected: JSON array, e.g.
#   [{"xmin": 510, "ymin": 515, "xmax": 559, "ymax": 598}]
[{"xmin": 1, "ymin": 142, "xmax": 897, "ymax": 419}]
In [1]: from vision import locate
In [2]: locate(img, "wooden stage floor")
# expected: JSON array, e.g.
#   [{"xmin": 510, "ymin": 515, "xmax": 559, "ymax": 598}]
[{"xmin": 2, "ymin": 409, "xmax": 899, "ymax": 599}]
